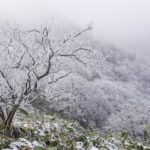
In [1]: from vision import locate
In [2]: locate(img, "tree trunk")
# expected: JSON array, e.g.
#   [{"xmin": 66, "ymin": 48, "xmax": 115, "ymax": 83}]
[
  {"xmin": 0, "ymin": 106, "xmax": 6, "ymax": 128},
  {"xmin": 0, "ymin": 107, "xmax": 5, "ymax": 122},
  {"xmin": 4, "ymin": 104, "xmax": 20, "ymax": 129}
]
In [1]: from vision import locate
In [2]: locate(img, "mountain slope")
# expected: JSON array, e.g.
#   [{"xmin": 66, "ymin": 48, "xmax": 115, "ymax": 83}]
[{"xmin": 0, "ymin": 113, "xmax": 150, "ymax": 150}]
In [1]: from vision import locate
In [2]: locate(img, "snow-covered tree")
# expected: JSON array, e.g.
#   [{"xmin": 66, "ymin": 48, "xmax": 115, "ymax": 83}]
[{"xmin": 0, "ymin": 24, "xmax": 94, "ymax": 131}]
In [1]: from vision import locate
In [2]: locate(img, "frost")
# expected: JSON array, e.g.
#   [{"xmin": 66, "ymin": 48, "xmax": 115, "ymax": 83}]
[{"xmin": 90, "ymin": 147, "xmax": 99, "ymax": 150}]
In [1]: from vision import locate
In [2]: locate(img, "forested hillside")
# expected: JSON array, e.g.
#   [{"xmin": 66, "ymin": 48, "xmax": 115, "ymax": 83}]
[{"xmin": 0, "ymin": 19, "xmax": 150, "ymax": 150}]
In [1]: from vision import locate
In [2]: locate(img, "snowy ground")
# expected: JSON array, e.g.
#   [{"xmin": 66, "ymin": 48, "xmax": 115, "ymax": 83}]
[{"xmin": 0, "ymin": 113, "xmax": 149, "ymax": 150}]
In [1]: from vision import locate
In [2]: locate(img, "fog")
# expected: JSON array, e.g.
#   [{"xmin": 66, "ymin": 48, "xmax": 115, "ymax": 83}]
[{"xmin": 0, "ymin": 0, "xmax": 150, "ymax": 54}]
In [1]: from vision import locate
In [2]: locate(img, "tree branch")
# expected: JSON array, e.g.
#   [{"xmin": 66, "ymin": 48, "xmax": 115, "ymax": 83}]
[
  {"xmin": 48, "ymin": 72, "xmax": 71, "ymax": 84},
  {"xmin": 0, "ymin": 70, "xmax": 13, "ymax": 92},
  {"xmin": 63, "ymin": 24, "xmax": 92, "ymax": 43},
  {"xmin": 37, "ymin": 53, "xmax": 54, "ymax": 81}
]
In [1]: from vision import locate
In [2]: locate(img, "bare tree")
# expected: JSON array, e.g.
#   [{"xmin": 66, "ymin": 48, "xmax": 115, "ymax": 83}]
[{"xmin": 0, "ymin": 24, "xmax": 93, "ymax": 133}]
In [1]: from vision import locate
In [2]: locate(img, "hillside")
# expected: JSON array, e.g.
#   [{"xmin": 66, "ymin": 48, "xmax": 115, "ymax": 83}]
[
  {"xmin": 0, "ymin": 113, "xmax": 150, "ymax": 150},
  {"xmin": 0, "ymin": 18, "xmax": 149, "ymax": 142}
]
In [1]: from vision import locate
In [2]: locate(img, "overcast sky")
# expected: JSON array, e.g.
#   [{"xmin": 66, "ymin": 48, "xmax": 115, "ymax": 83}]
[{"xmin": 0, "ymin": 0, "xmax": 150, "ymax": 54}]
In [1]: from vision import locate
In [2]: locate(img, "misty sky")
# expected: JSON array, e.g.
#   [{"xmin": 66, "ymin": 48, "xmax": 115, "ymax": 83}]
[{"xmin": 0, "ymin": 0, "xmax": 150, "ymax": 54}]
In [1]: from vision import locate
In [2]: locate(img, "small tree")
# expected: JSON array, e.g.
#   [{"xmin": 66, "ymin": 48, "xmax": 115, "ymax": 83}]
[{"xmin": 0, "ymin": 24, "xmax": 93, "ymax": 132}]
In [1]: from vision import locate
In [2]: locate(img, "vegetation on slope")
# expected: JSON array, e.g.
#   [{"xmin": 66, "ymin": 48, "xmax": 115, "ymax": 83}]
[{"xmin": 0, "ymin": 113, "xmax": 149, "ymax": 150}]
